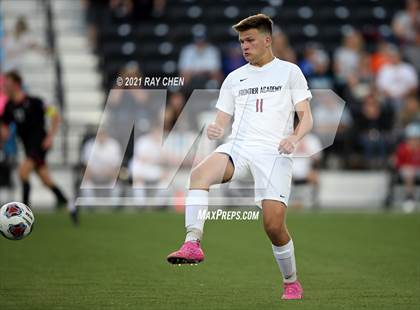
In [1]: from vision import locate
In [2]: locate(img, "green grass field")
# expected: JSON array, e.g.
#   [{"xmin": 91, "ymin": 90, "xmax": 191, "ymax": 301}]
[{"xmin": 0, "ymin": 210, "xmax": 419, "ymax": 310}]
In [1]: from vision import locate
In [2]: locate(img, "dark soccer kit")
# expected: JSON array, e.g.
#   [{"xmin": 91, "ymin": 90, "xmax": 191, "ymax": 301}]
[{"xmin": 1, "ymin": 96, "xmax": 49, "ymax": 166}]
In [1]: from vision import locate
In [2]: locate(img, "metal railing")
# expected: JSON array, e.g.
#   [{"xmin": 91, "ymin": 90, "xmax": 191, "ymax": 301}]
[{"xmin": 43, "ymin": 0, "xmax": 68, "ymax": 165}]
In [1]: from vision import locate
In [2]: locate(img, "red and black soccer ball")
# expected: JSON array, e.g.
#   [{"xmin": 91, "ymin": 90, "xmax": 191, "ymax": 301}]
[{"xmin": 0, "ymin": 202, "xmax": 35, "ymax": 240}]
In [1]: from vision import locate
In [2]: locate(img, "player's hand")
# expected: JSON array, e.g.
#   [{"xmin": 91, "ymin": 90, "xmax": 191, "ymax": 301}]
[
  {"xmin": 207, "ymin": 123, "xmax": 224, "ymax": 140},
  {"xmin": 42, "ymin": 135, "xmax": 53, "ymax": 150},
  {"xmin": 278, "ymin": 136, "xmax": 298, "ymax": 154}
]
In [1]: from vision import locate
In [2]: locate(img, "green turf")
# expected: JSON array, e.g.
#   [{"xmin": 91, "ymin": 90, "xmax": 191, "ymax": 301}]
[{"xmin": 0, "ymin": 210, "xmax": 419, "ymax": 310}]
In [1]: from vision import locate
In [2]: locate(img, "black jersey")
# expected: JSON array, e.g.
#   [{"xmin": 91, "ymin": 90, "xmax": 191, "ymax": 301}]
[{"xmin": 1, "ymin": 96, "xmax": 47, "ymax": 149}]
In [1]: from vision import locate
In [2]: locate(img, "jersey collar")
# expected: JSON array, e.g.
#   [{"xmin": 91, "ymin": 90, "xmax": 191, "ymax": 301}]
[{"xmin": 247, "ymin": 57, "xmax": 278, "ymax": 72}]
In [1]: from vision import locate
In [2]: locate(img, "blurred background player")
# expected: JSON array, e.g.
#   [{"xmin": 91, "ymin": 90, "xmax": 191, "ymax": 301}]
[
  {"xmin": 0, "ymin": 71, "xmax": 77, "ymax": 223},
  {"xmin": 0, "ymin": 74, "xmax": 15, "ymax": 201}
]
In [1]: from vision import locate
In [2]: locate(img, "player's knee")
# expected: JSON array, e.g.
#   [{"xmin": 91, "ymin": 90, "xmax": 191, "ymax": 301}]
[
  {"xmin": 18, "ymin": 167, "xmax": 29, "ymax": 181},
  {"xmin": 263, "ymin": 219, "xmax": 286, "ymax": 238},
  {"xmin": 40, "ymin": 177, "xmax": 52, "ymax": 187},
  {"xmin": 190, "ymin": 166, "xmax": 202, "ymax": 183},
  {"xmin": 37, "ymin": 171, "xmax": 52, "ymax": 187},
  {"xmin": 190, "ymin": 166, "xmax": 214, "ymax": 188}
]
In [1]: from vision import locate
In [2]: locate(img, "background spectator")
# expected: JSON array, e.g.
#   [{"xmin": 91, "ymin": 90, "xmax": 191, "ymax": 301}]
[
  {"xmin": 222, "ymin": 42, "xmax": 247, "ymax": 77},
  {"xmin": 2, "ymin": 16, "xmax": 48, "ymax": 72},
  {"xmin": 299, "ymin": 43, "xmax": 319, "ymax": 77},
  {"xmin": 370, "ymin": 41, "xmax": 392, "ymax": 75},
  {"xmin": 81, "ymin": 128, "xmax": 122, "ymax": 201},
  {"xmin": 306, "ymin": 47, "xmax": 334, "ymax": 90},
  {"xmin": 291, "ymin": 133, "xmax": 323, "ymax": 209},
  {"xmin": 131, "ymin": 123, "xmax": 168, "ymax": 199},
  {"xmin": 392, "ymin": 0, "xmax": 420, "ymax": 45},
  {"xmin": 376, "ymin": 45, "xmax": 418, "ymax": 106},
  {"xmin": 164, "ymin": 91, "xmax": 187, "ymax": 132},
  {"xmin": 109, "ymin": 0, "xmax": 135, "ymax": 24},
  {"xmin": 334, "ymin": 30, "xmax": 364, "ymax": 86},
  {"xmin": 312, "ymin": 95, "xmax": 353, "ymax": 168},
  {"xmin": 178, "ymin": 33, "xmax": 222, "ymax": 90},
  {"xmin": 354, "ymin": 94, "xmax": 394, "ymax": 168},
  {"xmin": 396, "ymin": 96, "xmax": 420, "ymax": 135},
  {"xmin": 272, "ymin": 29, "xmax": 296, "ymax": 63},
  {"xmin": 106, "ymin": 63, "xmax": 154, "ymax": 163},
  {"xmin": 402, "ymin": 25, "xmax": 420, "ymax": 73},
  {"xmin": 394, "ymin": 122, "xmax": 420, "ymax": 212},
  {"xmin": 345, "ymin": 53, "xmax": 375, "ymax": 112}
]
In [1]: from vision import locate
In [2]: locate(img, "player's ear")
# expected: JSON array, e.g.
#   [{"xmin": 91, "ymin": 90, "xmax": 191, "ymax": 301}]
[{"xmin": 265, "ymin": 34, "xmax": 272, "ymax": 47}]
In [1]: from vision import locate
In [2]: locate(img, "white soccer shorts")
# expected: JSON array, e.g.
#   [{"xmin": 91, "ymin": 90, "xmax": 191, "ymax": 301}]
[{"xmin": 214, "ymin": 141, "xmax": 293, "ymax": 207}]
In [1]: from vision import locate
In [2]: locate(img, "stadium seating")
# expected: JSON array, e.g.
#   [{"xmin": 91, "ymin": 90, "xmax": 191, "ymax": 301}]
[{"xmin": 91, "ymin": 0, "xmax": 404, "ymax": 87}]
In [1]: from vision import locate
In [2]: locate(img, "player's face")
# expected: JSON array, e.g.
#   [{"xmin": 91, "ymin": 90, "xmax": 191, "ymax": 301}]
[
  {"xmin": 4, "ymin": 77, "xmax": 17, "ymax": 97},
  {"xmin": 239, "ymin": 29, "xmax": 270, "ymax": 64}
]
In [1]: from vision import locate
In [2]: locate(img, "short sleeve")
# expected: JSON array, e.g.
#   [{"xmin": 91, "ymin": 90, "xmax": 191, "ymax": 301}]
[
  {"xmin": 215, "ymin": 75, "xmax": 235, "ymax": 115},
  {"xmin": 290, "ymin": 65, "xmax": 312, "ymax": 105},
  {"xmin": 42, "ymin": 100, "xmax": 58, "ymax": 118}
]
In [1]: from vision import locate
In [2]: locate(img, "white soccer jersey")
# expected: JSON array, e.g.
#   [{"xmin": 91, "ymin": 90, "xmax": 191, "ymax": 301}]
[{"xmin": 216, "ymin": 57, "xmax": 312, "ymax": 149}]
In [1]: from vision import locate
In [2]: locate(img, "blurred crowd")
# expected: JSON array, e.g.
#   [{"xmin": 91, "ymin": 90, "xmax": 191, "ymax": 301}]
[
  {"xmin": 81, "ymin": 0, "xmax": 420, "ymax": 161},
  {"xmin": 0, "ymin": 0, "xmax": 419, "ymax": 207},
  {"xmin": 79, "ymin": 0, "xmax": 420, "ymax": 207}
]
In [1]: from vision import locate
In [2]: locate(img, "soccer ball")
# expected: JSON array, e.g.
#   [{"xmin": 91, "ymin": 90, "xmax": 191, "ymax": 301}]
[{"xmin": 0, "ymin": 202, "xmax": 35, "ymax": 240}]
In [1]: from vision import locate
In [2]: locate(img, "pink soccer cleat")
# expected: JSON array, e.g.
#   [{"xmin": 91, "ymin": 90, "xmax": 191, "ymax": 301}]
[
  {"xmin": 281, "ymin": 280, "xmax": 303, "ymax": 300},
  {"xmin": 167, "ymin": 240, "xmax": 205, "ymax": 264}
]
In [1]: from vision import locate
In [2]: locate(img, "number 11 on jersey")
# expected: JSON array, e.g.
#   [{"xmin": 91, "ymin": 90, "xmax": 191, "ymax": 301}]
[{"xmin": 256, "ymin": 98, "xmax": 263, "ymax": 112}]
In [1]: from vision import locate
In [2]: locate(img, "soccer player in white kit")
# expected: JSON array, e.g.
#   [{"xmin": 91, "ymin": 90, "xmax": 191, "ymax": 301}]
[{"xmin": 167, "ymin": 14, "xmax": 313, "ymax": 300}]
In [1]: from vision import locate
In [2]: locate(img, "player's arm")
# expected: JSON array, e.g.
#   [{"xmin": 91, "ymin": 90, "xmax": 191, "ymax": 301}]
[
  {"xmin": 207, "ymin": 110, "xmax": 232, "ymax": 140},
  {"xmin": 279, "ymin": 99, "xmax": 313, "ymax": 154},
  {"xmin": 42, "ymin": 104, "xmax": 61, "ymax": 150},
  {"xmin": 293, "ymin": 99, "xmax": 313, "ymax": 141},
  {"xmin": 210, "ymin": 73, "xmax": 234, "ymax": 140},
  {"xmin": 0, "ymin": 123, "xmax": 9, "ymax": 144}
]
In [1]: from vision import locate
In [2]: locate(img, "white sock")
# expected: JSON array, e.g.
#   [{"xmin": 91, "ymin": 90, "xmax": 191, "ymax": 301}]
[
  {"xmin": 67, "ymin": 198, "xmax": 76, "ymax": 212},
  {"xmin": 272, "ymin": 239, "xmax": 297, "ymax": 283},
  {"xmin": 185, "ymin": 189, "xmax": 208, "ymax": 242}
]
